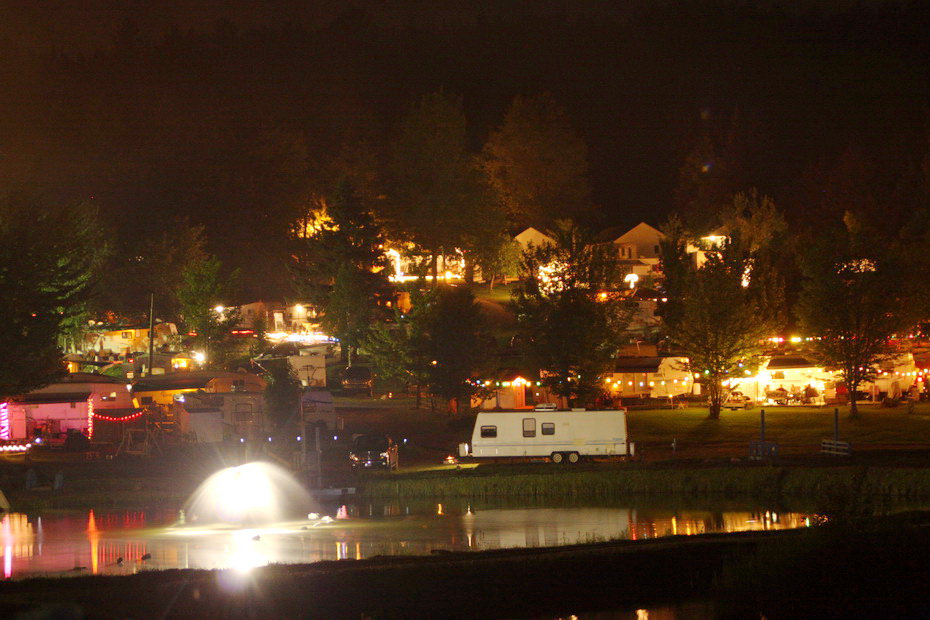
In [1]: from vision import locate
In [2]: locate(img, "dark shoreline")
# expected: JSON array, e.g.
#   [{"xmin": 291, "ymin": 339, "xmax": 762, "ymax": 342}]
[
  {"xmin": 5, "ymin": 458, "xmax": 930, "ymax": 618},
  {"xmin": 2, "ymin": 515, "xmax": 930, "ymax": 619}
]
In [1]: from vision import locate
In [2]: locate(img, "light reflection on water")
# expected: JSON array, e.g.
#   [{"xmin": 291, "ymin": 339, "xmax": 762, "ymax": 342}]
[{"xmin": 1, "ymin": 500, "xmax": 821, "ymax": 580}]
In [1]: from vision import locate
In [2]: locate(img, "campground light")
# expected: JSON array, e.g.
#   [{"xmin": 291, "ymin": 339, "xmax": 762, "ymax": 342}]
[
  {"xmin": 214, "ymin": 305, "xmax": 225, "ymax": 314},
  {"xmin": 624, "ymin": 273, "xmax": 639, "ymax": 289},
  {"xmin": 193, "ymin": 352, "xmax": 206, "ymax": 364}
]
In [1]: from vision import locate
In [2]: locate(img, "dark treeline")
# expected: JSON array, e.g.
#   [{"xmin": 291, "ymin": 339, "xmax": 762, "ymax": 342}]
[{"xmin": 0, "ymin": 1, "xmax": 928, "ymax": 300}]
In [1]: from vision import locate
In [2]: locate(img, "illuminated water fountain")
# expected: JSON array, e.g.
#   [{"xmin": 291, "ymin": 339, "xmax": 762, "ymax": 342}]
[{"xmin": 182, "ymin": 462, "xmax": 314, "ymax": 526}]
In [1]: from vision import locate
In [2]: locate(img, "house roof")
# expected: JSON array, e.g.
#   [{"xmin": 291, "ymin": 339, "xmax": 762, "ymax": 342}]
[
  {"xmin": 614, "ymin": 356, "xmax": 664, "ymax": 373},
  {"xmin": 513, "ymin": 227, "xmax": 555, "ymax": 247},
  {"xmin": 766, "ymin": 355, "xmax": 815, "ymax": 370},
  {"xmin": 58, "ymin": 372, "xmax": 125, "ymax": 384},
  {"xmin": 15, "ymin": 392, "xmax": 93, "ymax": 405},
  {"xmin": 612, "ymin": 222, "xmax": 665, "ymax": 244},
  {"xmin": 619, "ymin": 287, "xmax": 661, "ymax": 301},
  {"xmin": 132, "ymin": 370, "xmax": 261, "ymax": 392}
]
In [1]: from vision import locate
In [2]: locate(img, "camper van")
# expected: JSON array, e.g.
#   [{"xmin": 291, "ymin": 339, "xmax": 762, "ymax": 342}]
[{"xmin": 458, "ymin": 406, "xmax": 632, "ymax": 464}]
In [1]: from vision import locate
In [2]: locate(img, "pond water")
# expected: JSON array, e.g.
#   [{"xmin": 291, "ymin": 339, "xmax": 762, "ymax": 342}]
[{"xmin": 1, "ymin": 498, "xmax": 823, "ymax": 580}]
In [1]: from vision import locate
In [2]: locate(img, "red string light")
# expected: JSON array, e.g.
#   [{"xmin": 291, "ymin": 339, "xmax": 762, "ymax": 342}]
[{"xmin": 92, "ymin": 411, "xmax": 145, "ymax": 422}]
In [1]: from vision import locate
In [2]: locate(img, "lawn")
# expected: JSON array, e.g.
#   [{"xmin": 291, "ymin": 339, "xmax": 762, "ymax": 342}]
[
  {"xmin": 627, "ymin": 404, "xmax": 930, "ymax": 457},
  {"xmin": 334, "ymin": 396, "xmax": 930, "ymax": 464}
]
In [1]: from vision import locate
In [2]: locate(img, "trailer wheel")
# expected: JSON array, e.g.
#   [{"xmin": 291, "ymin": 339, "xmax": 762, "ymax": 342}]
[
  {"xmin": 567, "ymin": 452, "xmax": 581, "ymax": 464},
  {"xmin": 550, "ymin": 452, "xmax": 564, "ymax": 464}
]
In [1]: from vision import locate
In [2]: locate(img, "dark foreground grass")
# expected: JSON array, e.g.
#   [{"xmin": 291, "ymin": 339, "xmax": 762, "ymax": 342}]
[{"xmin": 2, "ymin": 513, "xmax": 928, "ymax": 619}]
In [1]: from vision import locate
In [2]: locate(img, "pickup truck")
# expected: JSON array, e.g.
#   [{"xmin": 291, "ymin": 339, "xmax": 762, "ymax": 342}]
[{"xmin": 723, "ymin": 391, "xmax": 755, "ymax": 410}]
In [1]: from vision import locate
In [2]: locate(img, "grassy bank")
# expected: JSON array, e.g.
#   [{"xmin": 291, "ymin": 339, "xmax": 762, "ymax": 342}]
[{"xmin": 359, "ymin": 462, "xmax": 930, "ymax": 502}]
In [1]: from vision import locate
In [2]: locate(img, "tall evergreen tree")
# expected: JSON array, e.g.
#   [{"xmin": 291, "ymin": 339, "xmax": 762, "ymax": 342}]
[
  {"xmin": 292, "ymin": 180, "xmax": 390, "ymax": 365},
  {"xmin": 0, "ymin": 190, "xmax": 104, "ymax": 397},
  {"xmin": 422, "ymin": 286, "xmax": 491, "ymax": 414},
  {"xmin": 364, "ymin": 289, "xmax": 434, "ymax": 408}
]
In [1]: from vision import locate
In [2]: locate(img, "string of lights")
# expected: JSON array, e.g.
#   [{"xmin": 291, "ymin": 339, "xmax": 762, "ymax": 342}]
[{"xmin": 92, "ymin": 411, "xmax": 145, "ymax": 423}]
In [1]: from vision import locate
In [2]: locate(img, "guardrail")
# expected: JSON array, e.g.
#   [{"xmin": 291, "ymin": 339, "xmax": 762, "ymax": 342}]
[{"xmin": 821, "ymin": 439, "xmax": 852, "ymax": 457}]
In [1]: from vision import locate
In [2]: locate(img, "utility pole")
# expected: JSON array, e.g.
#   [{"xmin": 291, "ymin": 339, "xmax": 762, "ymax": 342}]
[{"xmin": 147, "ymin": 293, "xmax": 155, "ymax": 376}]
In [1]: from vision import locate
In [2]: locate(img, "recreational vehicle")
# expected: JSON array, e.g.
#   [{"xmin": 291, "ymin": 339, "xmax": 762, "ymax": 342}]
[{"xmin": 458, "ymin": 407, "xmax": 632, "ymax": 463}]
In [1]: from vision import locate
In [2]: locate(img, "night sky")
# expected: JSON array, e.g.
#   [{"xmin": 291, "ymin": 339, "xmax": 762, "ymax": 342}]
[{"xmin": 0, "ymin": 1, "xmax": 927, "ymax": 298}]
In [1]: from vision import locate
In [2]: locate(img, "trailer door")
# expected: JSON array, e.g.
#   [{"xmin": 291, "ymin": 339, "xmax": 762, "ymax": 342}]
[{"xmin": 522, "ymin": 418, "xmax": 536, "ymax": 437}]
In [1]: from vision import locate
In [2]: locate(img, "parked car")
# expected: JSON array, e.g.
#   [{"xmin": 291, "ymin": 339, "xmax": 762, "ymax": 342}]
[
  {"xmin": 349, "ymin": 434, "xmax": 398, "ymax": 471},
  {"xmin": 341, "ymin": 366, "xmax": 374, "ymax": 395},
  {"xmin": 723, "ymin": 391, "xmax": 755, "ymax": 410}
]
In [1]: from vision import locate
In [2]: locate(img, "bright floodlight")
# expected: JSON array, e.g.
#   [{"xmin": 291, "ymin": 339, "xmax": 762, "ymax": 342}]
[
  {"xmin": 183, "ymin": 462, "xmax": 314, "ymax": 526},
  {"xmin": 624, "ymin": 273, "xmax": 639, "ymax": 289},
  {"xmin": 214, "ymin": 305, "xmax": 225, "ymax": 314}
]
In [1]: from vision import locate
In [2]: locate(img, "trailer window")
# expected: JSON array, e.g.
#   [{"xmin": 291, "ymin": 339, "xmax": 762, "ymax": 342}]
[
  {"xmin": 523, "ymin": 418, "xmax": 536, "ymax": 438},
  {"xmin": 480, "ymin": 426, "xmax": 497, "ymax": 438},
  {"xmin": 541, "ymin": 423, "xmax": 555, "ymax": 435}
]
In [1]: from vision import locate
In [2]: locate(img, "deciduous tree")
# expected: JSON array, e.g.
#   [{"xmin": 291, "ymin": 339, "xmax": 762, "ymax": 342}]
[
  {"xmin": 481, "ymin": 93, "xmax": 593, "ymax": 229},
  {"xmin": 469, "ymin": 233, "xmax": 522, "ymax": 292},
  {"xmin": 386, "ymin": 90, "xmax": 494, "ymax": 281},
  {"xmin": 513, "ymin": 221, "xmax": 629, "ymax": 407},
  {"xmin": 177, "ymin": 255, "xmax": 241, "ymax": 366},
  {"xmin": 796, "ymin": 212, "xmax": 924, "ymax": 418},
  {"xmin": 660, "ymin": 193, "xmax": 786, "ymax": 419}
]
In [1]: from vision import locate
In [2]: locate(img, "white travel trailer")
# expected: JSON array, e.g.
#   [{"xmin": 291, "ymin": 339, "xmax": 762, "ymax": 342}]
[{"xmin": 458, "ymin": 407, "xmax": 632, "ymax": 464}]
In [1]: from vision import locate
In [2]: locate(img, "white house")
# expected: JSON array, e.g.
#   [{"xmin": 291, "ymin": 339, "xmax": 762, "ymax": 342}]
[
  {"xmin": 514, "ymin": 227, "xmax": 556, "ymax": 252},
  {"xmin": 612, "ymin": 222, "xmax": 665, "ymax": 260},
  {"xmin": 87, "ymin": 323, "xmax": 179, "ymax": 358},
  {"xmin": 606, "ymin": 222, "xmax": 666, "ymax": 285},
  {"xmin": 604, "ymin": 356, "xmax": 695, "ymax": 399}
]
